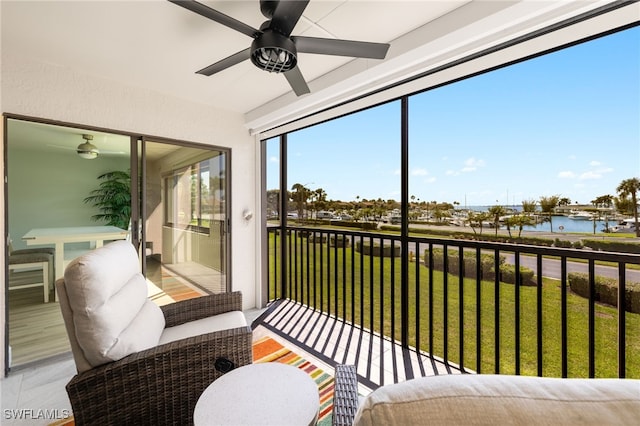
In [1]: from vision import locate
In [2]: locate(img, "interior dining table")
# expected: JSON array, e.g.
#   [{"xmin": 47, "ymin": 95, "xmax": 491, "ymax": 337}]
[{"xmin": 22, "ymin": 225, "xmax": 129, "ymax": 281}]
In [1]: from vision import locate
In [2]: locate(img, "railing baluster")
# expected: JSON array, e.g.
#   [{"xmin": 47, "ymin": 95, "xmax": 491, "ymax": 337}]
[
  {"xmin": 391, "ymin": 237, "xmax": 398, "ymax": 382},
  {"xmin": 515, "ymin": 250, "xmax": 521, "ymax": 375},
  {"xmin": 305, "ymin": 231, "xmax": 310, "ymax": 307},
  {"xmin": 379, "ymin": 236, "xmax": 385, "ymax": 385},
  {"xmin": 561, "ymin": 256, "xmax": 568, "ymax": 378},
  {"xmin": 443, "ymin": 243, "xmax": 449, "ymax": 364},
  {"xmin": 618, "ymin": 262, "xmax": 626, "ymax": 378},
  {"xmin": 334, "ymin": 231, "xmax": 339, "ymax": 318},
  {"xmin": 320, "ymin": 232, "xmax": 324, "ymax": 313},
  {"xmin": 494, "ymin": 248, "xmax": 500, "ymax": 374},
  {"xmin": 458, "ymin": 245, "xmax": 464, "ymax": 372},
  {"xmin": 327, "ymin": 231, "xmax": 332, "ymax": 316},
  {"xmin": 312, "ymin": 231, "xmax": 317, "ymax": 309},
  {"xmin": 343, "ymin": 232, "xmax": 347, "ymax": 321},
  {"xmin": 536, "ymin": 253, "xmax": 543, "ymax": 377},
  {"xmin": 288, "ymin": 229, "xmax": 293, "ymax": 299},
  {"xmin": 588, "ymin": 259, "xmax": 595, "ymax": 378},
  {"xmin": 359, "ymin": 235, "xmax": 364, "ymax": 330},
  {"xmin": 415, "ymin": 241, "xmax": 421, "ymax": 356},
  {"xmin": 428, "ymin": 242, "xmax": 434, "ymax": 362},
  {"xmin": 475, "ymin": 247, "xmax": 481, "ymax": 374}
]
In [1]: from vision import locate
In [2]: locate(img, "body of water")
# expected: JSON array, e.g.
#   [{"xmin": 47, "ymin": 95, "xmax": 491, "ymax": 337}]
[
  {"xmin": 522, "ymin": 215, "xmax": 610, "ymax": 234},
  {"xmin": 464, "ymin": 206, "xmax": 615, "ymax": 234}
]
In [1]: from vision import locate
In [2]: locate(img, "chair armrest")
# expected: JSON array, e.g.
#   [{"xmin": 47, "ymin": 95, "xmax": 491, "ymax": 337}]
[
  {"xmin": 332, "ymin": 364, "xmax": 360, "ymax": 426},
  {"xmin": 66, "ymin": 326, "xmax": 253, "ymax": 426},
  {"xmin": 160, "ymin": 291, "xmax": 243, "ymax": 327}
]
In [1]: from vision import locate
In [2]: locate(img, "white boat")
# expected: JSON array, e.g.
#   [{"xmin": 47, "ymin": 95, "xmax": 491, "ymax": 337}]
[
  {"xmin": 606, "ymin": 218, "xmax": 637, "ymax": 233},
  {"xmin": 568, "ymin": 211, "xmax": 594, "ymax": 220}
]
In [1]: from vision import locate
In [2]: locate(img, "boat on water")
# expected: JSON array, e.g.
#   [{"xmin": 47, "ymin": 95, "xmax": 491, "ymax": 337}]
[
  {"xmin": 567, "ymin": 211, "xmax": 594, "ymax": 220},
  {"xmin": 602, "ymin": 218, "xmax": 637, "ymax": 233}
]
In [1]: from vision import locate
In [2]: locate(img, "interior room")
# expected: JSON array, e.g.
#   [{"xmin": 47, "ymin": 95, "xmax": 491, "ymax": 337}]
[{"xmin": 1, "ymin": 1, "xmax": 638, "ymax": 424}]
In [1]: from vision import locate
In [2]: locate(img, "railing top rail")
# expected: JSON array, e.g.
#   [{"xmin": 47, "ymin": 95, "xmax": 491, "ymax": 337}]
[{"xmin": 268, "ymin": 225, "xmax": 640, "ymax": 264}]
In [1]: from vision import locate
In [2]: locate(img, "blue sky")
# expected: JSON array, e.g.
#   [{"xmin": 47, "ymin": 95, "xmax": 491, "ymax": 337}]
[{"xmin": 267, "ymin": 26, "xmax": 639, "ymax": 206}]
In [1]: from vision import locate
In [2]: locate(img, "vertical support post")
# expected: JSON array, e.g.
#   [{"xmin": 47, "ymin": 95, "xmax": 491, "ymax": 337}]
[
  {"xmin": 259, "ymin": 139, "xmax": 269, "ymax": 306},
  {"xmin": 400, "ymin": 97, "xmax": 409, "ymax": 348},
  {"xmin": 279, "ymin": 135, "xmax": 288, "ymax": 299}
]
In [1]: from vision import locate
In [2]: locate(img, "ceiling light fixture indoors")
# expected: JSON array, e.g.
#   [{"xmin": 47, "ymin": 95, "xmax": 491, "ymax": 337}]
[{"xmin": 76, "ymin": 134, "xmax": 99, "ymax": 159}]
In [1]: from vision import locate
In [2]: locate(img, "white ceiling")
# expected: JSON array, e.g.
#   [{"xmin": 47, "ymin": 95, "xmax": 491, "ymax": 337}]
[
  {"xmin": 2, "ymin": 0, "xmax": 464, "ymax": 112},
  {"xmin": 2, "ymin": 0, "xmax": 636, "ymax": 135}
]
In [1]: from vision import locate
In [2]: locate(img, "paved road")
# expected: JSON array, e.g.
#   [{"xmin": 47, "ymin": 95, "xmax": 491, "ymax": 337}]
[
  {"xmin": 402, "ymin": 223, "xmax": 640, "ymax": 282},
  {"xmin": 501, "ymin": 253, "xmax": 640, "ymax": 283}
]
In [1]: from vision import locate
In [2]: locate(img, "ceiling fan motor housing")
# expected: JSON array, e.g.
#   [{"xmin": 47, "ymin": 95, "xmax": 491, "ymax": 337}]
[{"xmin": 250, "ymin": 30, "xmax": 297, "ymax": 73}]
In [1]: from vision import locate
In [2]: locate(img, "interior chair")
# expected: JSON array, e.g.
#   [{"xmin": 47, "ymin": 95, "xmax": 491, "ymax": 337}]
[
  {"xmin": 56, "ymin": 240, "xmax": 253, "ymax": 425},
  {"xmin": 8, "ymin": 236, "xmax": 55, "ymax": 303}
]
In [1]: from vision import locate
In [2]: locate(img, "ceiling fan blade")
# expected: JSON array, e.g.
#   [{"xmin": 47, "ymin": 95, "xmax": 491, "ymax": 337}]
[
  {"xmin": 270, "ymin": 0, "xmax": 310, "ymax": 37},
  {"xmin": 293, "ymin": 36, "xmax": 390, "ymax": 59},
  {"xmin": 168, "ymin": 0, "xmax": 260, "ymax": 38},
  {"xmin": 196, "ymin": 48, "xmax": 252, "ymax": 76},
  {"xmin": 284, "ymin": 67, "xmax": 310, "ymax": 96}
]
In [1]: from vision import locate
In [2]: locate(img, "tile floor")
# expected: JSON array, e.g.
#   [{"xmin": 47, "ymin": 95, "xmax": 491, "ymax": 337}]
[
  {"xmin": 2, "ymin": 304, "xmax": 401, "ymax": 425},
  {"xmin": 0, "ymin": 308, "xmax": 267, "ymax": 426}
]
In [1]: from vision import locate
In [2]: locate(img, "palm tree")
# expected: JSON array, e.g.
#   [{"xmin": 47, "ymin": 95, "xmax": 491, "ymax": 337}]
[
  {"xmin": 616, "ymin": 177, "xmax": 640, "ymax": 237},
  {"xmin": 290, "ymin": 183, "xmax": 311, "ymax": 221},
  {"xmin": 558, "ymin": 197, "xmax": 571, "ymax": 206},
  {"xmin": 539, "ymin": 195, "xmax": 560, "ymax": 232},
  {"xmin": 488, "ymin": 204, "xmax": 506, "ymax": 236}
]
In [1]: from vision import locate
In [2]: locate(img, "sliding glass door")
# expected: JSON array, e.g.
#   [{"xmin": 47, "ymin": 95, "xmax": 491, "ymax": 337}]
[
  {"xmin": 140, "ymin": 139, "xmax": 230, "ymax": 300},
  {"xmin": 4, "ymin": 117, "xmax": 231, "ymax": 371}
]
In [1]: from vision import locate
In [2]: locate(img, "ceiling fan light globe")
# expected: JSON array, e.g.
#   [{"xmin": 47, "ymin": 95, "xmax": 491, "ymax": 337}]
[
  {"xmin": 250, "ymin": 31, "xmax": 297, "ymax": 73},
  {"xmin": 77, "ymin": 142, "xmax": 99, "ymax": 159}
]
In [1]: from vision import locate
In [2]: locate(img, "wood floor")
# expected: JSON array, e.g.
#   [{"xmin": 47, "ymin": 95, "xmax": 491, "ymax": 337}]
[
  {"xmin": 8, "ymin": 286, "xmax": 68, "ymax": 366},
  {"xmin": 7, "ymin": 263, "xmax": 208, "ymax": 368}
]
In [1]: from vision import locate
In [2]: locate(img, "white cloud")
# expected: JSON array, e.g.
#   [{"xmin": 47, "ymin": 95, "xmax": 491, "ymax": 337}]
[
  {"xmin": 412, "ymin": 168, "xmax": 429, "ymax": 176},
  {"xmin": 465, "ymin": 157, "xmax": 485, "ymax": 167},
  {"xmin": 558, "ymin": 171, "xmax": 576, "ymax": 178},
  {"xmin": 580, "ymin": 171, "xmax": 602, "ymax": 180},
  {"xmin": 269, "ymin": 156, "xmax": 279, "ymax": 163},
  {"xmin": 579, "ymin": 167, "xmax": 613, "ymax": 180},
  {"xmin": 589, "ymin": 160, "xmax": 601, "ymax": 166},
  {"xmin": 425, "ymin": 177, "xmax": 436, "ymax": 183},
  {"xmin": 394, "ymin": 169, "xmax": 401, "ymax": 175},
  {"xmin": 461, "ymin": 157, "xmax": 485, "ymax": 172},
  {"xmin": 446, "ymin": 170, "xmax": 459, "ymax": 176}
]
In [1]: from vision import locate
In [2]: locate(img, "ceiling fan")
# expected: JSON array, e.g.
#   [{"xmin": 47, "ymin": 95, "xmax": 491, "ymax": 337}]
[
  {"xmin": 169, "ymin": 0, "xmax": 391, "ymax": 96},
  {"xmin": 48, "ymin": 134, "xmax": 126, "ymax": 160}
]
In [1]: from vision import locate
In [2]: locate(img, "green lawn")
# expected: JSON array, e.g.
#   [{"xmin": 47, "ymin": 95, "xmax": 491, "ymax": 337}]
[{"xmin": 268, "ymin": 233, "xmax": 640, "ymax": 378}]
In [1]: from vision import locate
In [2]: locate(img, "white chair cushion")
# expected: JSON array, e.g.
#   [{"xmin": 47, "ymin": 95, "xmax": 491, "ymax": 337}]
[
  {"xmin": 353, "ymin": 374, "xmax": 640, "ymax": 426},
  {"xmin": 158, "ymin": 310, "xmax": 247, "ymax": 346},
  {"xmin": 64, "ymin": 240, "xmax": 165, "ymax": 368}
]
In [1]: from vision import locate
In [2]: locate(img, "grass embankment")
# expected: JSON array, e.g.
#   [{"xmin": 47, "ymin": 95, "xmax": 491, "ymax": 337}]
[{"xmin": 269, "ymin": 234, "xmax": 640, "ymax": 378}]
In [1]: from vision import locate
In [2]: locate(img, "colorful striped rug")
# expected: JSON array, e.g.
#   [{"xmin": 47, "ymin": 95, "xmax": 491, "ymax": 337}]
[
  {"xmin": 253, "ymin": 336, "xmax": 335, "ymax": 425},
  {"xmin": 52, "ymin": 336, "xmax": 336, "ymax": 426}
]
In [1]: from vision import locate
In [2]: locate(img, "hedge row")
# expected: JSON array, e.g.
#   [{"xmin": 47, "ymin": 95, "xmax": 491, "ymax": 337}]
[
  {"xmin": 355, "ymin": 241, "xmax": 401, "ymax": 257},
  {"xmin": 423, "ymin": 249, "xmax": 536, "ymax": 286},
  {"xmin": 382, "ymin": 225, "xmax": 572, "ymax": 248},
  {"xmin": 568, "ymin": 272, "xmax": 640, "ymax": 314},
  {"xmin": 331, "ymin": 220, "xmax": 379, "ymax": 230},
  {"xmin": 581, "ymin": 239, "xmax": 640, "ymax": 254}
]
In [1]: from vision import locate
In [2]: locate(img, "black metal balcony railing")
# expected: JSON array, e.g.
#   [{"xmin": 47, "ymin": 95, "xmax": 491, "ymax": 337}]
[{"xmin": 265, "ymin": 225, "xmax": 640, "ymax": 387}]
